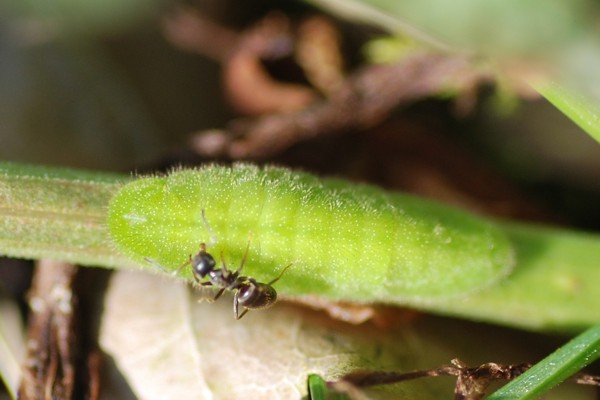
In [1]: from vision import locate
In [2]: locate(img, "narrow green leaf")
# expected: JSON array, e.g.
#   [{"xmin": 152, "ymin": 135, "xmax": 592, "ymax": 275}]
[
  {"xmin": 308, "ymin": 0, "xmax": 600, "ymax": 148},
  {"xmin": 420, "ymin": 222, "xmax": 600, "ymax": 331},
  {"xmin": 0, "ymin": 298, "xmax": 24, "ymax": 399},
  {"xmin": 308, "ymin": 374, "xmax": 328, "ymax": 400},
  {"xmin": 532, "ymin": 81, "xmax": 600, "ymax": 146},
  {"xmin": 488, "ymin": 324, "xmax": 600, "ymax": 400},
  {"xmin": 308, "ymin": 0, "xmax": 594, "ymax": 58},
  {"xmin": 308, "ymin": 374, "xmax": 350, "ymax": 400}
]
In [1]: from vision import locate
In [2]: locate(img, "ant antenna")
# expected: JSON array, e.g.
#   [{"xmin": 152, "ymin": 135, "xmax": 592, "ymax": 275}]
[
  {"xmin": 144, "ymin": 257, "xmax": 169, "ymax": 273},
  {"xmin": 267, "ymin": 262, "xmax": 293, "ymax": 285},
  {"xmin": 234, "ymin": 239, "xmax": 252, "ymax": 274},
  {"xmin": 219, "ymin": 249, "xmax": 228, "ymax": 270},
  {"xmin": 173, "ymin": 257, "xmax": 191, "ymax": 277},
  {"xmin": 201, "ymin": 209, "xmax": 218, "ymax": 247}
]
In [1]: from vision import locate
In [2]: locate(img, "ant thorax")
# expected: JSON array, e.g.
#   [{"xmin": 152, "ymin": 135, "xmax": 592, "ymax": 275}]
[{"xmin": 206, "ymin": 267, "xmax": 244, "ymax": 291}]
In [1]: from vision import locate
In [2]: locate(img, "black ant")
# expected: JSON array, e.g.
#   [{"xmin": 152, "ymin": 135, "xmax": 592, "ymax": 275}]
[
  {"xmin": 174, "ymin": 241, "xmax": 292, "ymax": 320},
  {"xmin": 145, "ymin": 210, "xmax": 292, "ymax": 319}
]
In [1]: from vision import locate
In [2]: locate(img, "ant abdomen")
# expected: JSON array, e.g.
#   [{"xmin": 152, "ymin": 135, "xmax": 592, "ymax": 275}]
[
  {"xmin": 233, "ymin": 279, "xmax": 279, "ymax": 319},
  {"xmin": 238, "ymin": 280, "xmax": 278, "ymax": 310}
]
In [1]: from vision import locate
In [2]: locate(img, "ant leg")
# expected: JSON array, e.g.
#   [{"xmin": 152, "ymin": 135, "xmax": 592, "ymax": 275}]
[
  {"xmin": 233, "ymin": 291, "xmax": 239, "ymax": 319},
  {"xmin": 193, "ymin": 280, "xmax": 211, "ymax": 295},
  {"xmin": 267, "ymin": 263, "xmax": 293, "ymax": 285},
  {"xmin": 233, "ymin": 292, "xmax": 249, "ymax": 319},
  {"xmin": 195, "ymin": 281, "xmax": 220, "ymax": 303},
  {"xmin": 237, "ymin": 309, "xmax": 249, "ymax": 320},
  {"xmin": 213, "ymin": 287, "xmax": 226, "ymax": 301}
]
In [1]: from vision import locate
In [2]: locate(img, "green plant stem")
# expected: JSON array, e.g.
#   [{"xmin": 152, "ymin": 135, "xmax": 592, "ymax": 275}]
[
  {"xmin": 1, "ymin": 162, "xmax": 600, "ymax": 330},
  {"xmin": 0, "ymin": 163, "xmax": 135, "ymax": 268},
  {"xmin": 488, "ymin": 323, "xmax": 600, "ymax": 400}
]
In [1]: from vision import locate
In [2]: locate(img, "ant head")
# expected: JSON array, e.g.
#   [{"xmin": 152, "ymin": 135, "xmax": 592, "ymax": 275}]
[{"xmin": 191, "ymin": 251, "xmax": 217, "ymax": 278}]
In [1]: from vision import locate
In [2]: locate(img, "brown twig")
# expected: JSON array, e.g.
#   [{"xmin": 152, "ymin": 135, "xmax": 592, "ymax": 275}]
[
  {"xmin": 191, "ymin": 51, "xmax": 486, "ymax": 159},
  {"xmin": 162, "ymin": 7, "xmax": 239, "ymax": 62},
  {"xmin": 19, "ymin": 260, "xmax": 78, "ymax": 400},
  {"xmin": 332, "ymin": 358, "xmax": 600, "ymax": 400},
  {"xmin": 164, "ymin": 8, "xmax": 318, "ymax": 115},
  {"xmin": 221, "ymin": 12, "xmax": 317, "ymax": 115},
  {"xmin": 87, "ymin": 350, "xmax": 103, "ymax": 400},
  {"xmin": 164, "ymin": 8, "xmax": 488, "ymax": 159}
]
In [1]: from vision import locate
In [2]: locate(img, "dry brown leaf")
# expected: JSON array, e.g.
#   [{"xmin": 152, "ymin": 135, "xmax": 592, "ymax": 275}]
[{"xmin": 100, "ymin": 271, "xmax": 597, "ymax": 400}]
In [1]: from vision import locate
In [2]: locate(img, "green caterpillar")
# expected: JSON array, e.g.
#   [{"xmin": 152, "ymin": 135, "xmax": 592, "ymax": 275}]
[{"xmin": 107, "ymin": 164, "xmax": 514, "ymax": 303}]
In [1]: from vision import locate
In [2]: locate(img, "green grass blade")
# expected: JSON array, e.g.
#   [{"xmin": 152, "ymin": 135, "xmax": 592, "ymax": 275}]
[
  {"xmin": 308, "ymin": 374, "xmax": 328, "ymax": 400},
  {"xmin": 307, "ymin": 374, "xmax": 349, "ymax": 400},
  {"xmin": 488, "ymin": 324, "xmax": 600, "ymax": 400},
  {"xmin": 0, "ymin": 298, "xmax": 24, "ymax": 399},
  {"xmin": 533, "ymin": 81, "xmax": 600, "ymax": 146}
]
